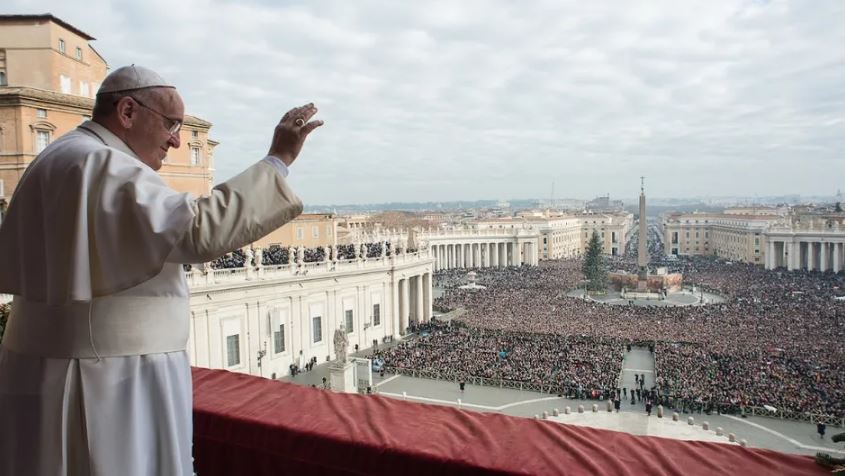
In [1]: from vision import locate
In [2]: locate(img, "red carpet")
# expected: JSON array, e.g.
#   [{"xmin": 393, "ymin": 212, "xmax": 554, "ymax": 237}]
[{"xmin": 192, "ymin": 367, "xmax": 825, "ymax": 475}]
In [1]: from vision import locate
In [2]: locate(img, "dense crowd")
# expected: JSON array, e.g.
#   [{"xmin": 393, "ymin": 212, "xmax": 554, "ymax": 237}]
[
  {"xmin": 378, "ymin": 257, "xmax": 845, "ymax": 419},
  {"xmin": 377, "ymin": 322, "xmax": 622, "ymax": 397}
]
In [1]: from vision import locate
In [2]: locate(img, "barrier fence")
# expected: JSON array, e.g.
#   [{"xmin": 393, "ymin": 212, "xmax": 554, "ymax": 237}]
[{"xmin": 384, "ymin": 367, "xmax": 843, "ymax": 427}]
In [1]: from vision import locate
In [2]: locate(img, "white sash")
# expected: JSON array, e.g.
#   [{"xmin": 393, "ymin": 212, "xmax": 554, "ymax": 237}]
[{"xmin": 3, "ymin": 296, "xmax": 189, "ymax": 358}]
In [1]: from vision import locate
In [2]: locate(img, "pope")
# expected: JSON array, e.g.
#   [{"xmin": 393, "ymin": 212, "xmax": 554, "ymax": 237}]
[{"xmin": 0, "ymin": 65, "xmax": 322, "ymax": 475}]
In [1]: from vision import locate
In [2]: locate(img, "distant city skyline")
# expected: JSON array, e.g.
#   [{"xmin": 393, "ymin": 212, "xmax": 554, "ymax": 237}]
[{"xmin": 6, "ymin": 0, "xmax": 845, "ymax": 203}]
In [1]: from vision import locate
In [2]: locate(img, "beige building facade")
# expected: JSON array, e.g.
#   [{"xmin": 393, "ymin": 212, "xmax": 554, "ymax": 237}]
[
  {"xmin": 252, "ymin": 213, "xmax": 340, "ymax": 249},
  {"xmin": 578, "ymin": 212, "xmax": 633, "ymax": 257},
  {"xmin": 0, "ymin": 14, "xmax": 216, "ymax": 213},
  {"xmin": 0, "ymin": 14, "xmax": 107, "ymax": 97},
  {"xmin": 663, "ymin": 210, "xmax": 845, "ymax": 272},
  {"xmin": 416, "ymin": 211, "xmax": 632, "ymax": 271}
]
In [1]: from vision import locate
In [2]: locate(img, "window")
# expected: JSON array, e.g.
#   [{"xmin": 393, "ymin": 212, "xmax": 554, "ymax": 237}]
[
  {"xmin": 312, "ymin": 316, "xmax": 322, "ymax": 343},
  {"xmin": 0, "ymin": 49, "xmax": 6, "ymax": 86},
  {"xmin": 226, "ymin": 334, "xmax": 240, "ymax": 367},
  {"xmin": 191, "ymin": 147, "xmax": 200, "ymax": 165},
  {"xmin": 36, "ymin": 131, "xmax": 50, "ymax": 153},
  {"xmin": 373, "ymin": 303, "xmax": 380, "ymax": 326},
  {"xmin": 192, "ymin": 130, "xmax": 198, "ymax": 138},
  {"xmin": 296, "ymin": 227, "xmax": 304, "ymax": 240},
  {"xmin": 58, "ymin": 39, "xmax": 65, "ymax": 54},
  {"xmin": 326, "ymin": 225, "xmax": 332, "ymax": 237},
  {"xmin": 345, "ymin": 309, "xmax": 353, "ymax": 333},
  {"xmin": 312, "ymin": 226, "xmax": 319, "ymax": 238},
  {"xmin": 75, "ymin": 47, "xmax": 82, "ymax": 60},
  {"xmin": 36, "ymin": 109, "xmax": 47, "ymax": 118},
  {"xmin": 60, "ymin": 75, "xmax": 71, "ymax": 94},
  {"xmin": 270, "ymin": 309, "xmax": 286, "ymax": 354},
  {"xmin": 274, "ymin": 323, "xmax": 285, "ymax": 354}
]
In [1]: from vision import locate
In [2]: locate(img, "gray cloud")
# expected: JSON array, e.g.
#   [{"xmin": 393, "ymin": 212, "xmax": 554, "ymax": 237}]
[{"xmin": 7, "ymin": 0, "xmax": 845, "ymax": 203}]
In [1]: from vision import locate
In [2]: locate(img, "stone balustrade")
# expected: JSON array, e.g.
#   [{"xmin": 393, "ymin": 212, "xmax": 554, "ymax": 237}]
[{"xmin": 185, "ymin": 250, "xmax": 432, "ymax": 289}]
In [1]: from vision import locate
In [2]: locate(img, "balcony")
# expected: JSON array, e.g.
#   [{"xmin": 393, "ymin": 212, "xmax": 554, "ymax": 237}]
[
  {"xmin": 185, "ymin": 250, "xmax": 432, "ymax": 289},
  {"xmin": 192, "ymin": 367, "xmax": 823, "ymax": 475}
]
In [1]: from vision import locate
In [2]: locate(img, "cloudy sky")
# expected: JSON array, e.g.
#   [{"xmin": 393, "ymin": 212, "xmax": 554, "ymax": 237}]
[{"xmin": 8, "ymin": 0, "xmax": 845, "ymax": 204}]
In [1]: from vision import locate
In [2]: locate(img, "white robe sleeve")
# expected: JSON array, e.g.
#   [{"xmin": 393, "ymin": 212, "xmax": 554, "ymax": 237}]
[
  {"xmin": 166, "ymin": 159, "xmax": 303, "ymax": 263},
  {"xmin": 0, "ymin": 142, "xmax": 195, "ymax": 303}
]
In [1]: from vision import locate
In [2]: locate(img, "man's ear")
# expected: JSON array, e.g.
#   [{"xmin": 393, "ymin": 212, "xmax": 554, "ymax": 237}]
[{"xmin": 115, "ymin": 97, "xmax": 137, "ymax": 128}]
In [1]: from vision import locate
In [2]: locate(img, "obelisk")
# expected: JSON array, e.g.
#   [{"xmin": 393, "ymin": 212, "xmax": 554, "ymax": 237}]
[{"xmin": 637, "ymin": 177, "xmax": 649, "ymax": 289}]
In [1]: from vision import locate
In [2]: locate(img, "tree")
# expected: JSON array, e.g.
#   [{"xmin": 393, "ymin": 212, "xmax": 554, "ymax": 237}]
[
  {"xmin": 582, "ymin": 231, "xmax": 608, "ymax": 292},
  {"xmin": 836, "ymin": 202, "xmax": 843, "ymax": 213}
]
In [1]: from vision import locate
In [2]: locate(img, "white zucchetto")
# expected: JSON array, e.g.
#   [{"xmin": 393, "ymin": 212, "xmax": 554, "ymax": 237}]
[{"xmin": 97, "ymin": 64, "xmax": 175, "ymax": 95}]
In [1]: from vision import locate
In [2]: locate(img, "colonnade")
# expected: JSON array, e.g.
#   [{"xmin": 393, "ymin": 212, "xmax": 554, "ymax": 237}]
[
  {"xmin": 395, "ymin": 272, "xmax": 433, "ymax": 334},
  {"xmin": 430, "ymin": 241, "xmax": 539, "ymax": 271},
  {"xmin": 766, "ymin": 239, "xmax": 844, "ymax": 273}
]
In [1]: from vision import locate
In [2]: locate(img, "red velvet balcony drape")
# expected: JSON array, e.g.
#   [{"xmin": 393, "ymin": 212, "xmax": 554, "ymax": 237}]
[{"xmin": 192, "ymin": 368, "xmax": 824, "ymax": 475}]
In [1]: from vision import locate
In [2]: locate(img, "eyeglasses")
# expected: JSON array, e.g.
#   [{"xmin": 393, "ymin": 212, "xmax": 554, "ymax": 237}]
[{"xmin": 128, "ymin": 96, "xmax": 183, "ymax": 136}]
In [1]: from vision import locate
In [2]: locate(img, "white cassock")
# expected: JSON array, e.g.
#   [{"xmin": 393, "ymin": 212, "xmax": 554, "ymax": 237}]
[{"xmin": 0, "ymin": 120, "xmax": 303, "ymax": 476}]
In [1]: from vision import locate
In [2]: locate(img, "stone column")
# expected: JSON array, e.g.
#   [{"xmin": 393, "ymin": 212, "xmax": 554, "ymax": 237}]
[
  {"xmin": 465, "ymin": 243, "xmax": 471, "ymax": 268},
  {"xmin": 423, "ymin": 273, "xmax": 432, "ymax": 322},
  {"xmin": 466, "ymin": 243, "xmax": 472, "ymax": 268},
  {"xmin": 820, "ymin": 242, "xmax": 827, "ymax": 272},
  {"xmin": 415, "ymin": 275, "xmax": 424, "ymax": 325},
  {"xmin": 807, "ymin": 242, "xmax": 814, "ymax": 271},
  {"xmin": 786, "ymin": 242, "xmax": 795, "ymax": 271},
  {"xmin": 834, "ymin": 242, "xmax": 841, "ymax": 274},
  {"xmin": 485, "ymin": 243, "xmax": 491, "ymax": 267},
  {"xmin": 474, "ymin": 243, "xmax": 481, "ymax": 268},
  {"xmin": 456, "ymin": 243, "xmax": 463, "ymax": 268},
  {"xmin": 392, "ymin": 278, "xmax": 401, "ymax": 336},
  {"xmin": 516, "ymin": 242, "xmax": 523, "ymax": 267},
  {"xmin": 491, "ymin": 242, "xmax": 498, "ymax": 267},
  {"xmin": 767, "ymin": 240, "xmax": 775, "ymax": 270},
  {"xmin": 400, "ymin": 278, "xmax": 410, "ymax": 334}
]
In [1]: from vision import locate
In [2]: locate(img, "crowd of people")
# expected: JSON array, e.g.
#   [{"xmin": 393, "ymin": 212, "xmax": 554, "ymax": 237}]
[
  {"xmin": 207, "ymin": 242, "xmax": 394, "ymax": 268},
  {"xmin": 377, "ymin": 321, "xmax": 623, "ymax": 398},
  {"xmin": 377, "ymin": 257, "xmax": 845, "ymax": 420}
]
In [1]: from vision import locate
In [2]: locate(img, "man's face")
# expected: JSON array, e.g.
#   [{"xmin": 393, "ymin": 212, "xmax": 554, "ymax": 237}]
[{"xmin": 124, "ymin": 88, "xmax": 185, "ymax": 171}]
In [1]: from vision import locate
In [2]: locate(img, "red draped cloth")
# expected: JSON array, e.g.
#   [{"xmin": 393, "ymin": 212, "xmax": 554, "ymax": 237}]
[{"xmin": 192, "ymin": 368, "xmax": 824, "ymax": 475}]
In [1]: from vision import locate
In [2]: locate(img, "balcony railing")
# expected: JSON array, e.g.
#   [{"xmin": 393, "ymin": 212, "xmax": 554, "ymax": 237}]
[
  {"xmin": 185, "ymin": 250, "xmax": 432, "ymax": 288},
  {"xmin": 191, "ymin": 367, "xmax": 823, "ymax": 476}
]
